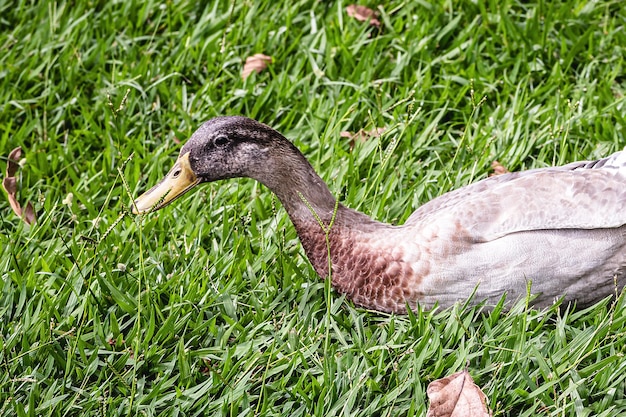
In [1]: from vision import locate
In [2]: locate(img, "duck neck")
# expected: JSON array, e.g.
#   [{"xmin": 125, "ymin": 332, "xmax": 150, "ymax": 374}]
[
  {"xmin": 249, "ymin": 146, "xmax": 346, "ymax": 275},
  {"xmin": 248, "ymin": 138, "xmax": 382, "ymax": 278},
  {"xmin": 275, "ymin": 168, "xmax": 340, "ymax": 229},
  {"xmin": 251, "ymin": 142, "xmax": 341, "ymax": 228}
]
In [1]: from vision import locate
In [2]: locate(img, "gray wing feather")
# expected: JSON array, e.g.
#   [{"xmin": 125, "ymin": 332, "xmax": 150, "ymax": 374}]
[{"xmin": 407, "ymin": 150, "xmax": 626, "ymax": 241}]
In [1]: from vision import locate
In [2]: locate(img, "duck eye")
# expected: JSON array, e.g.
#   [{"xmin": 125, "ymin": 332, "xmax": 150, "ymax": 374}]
[{"xmin": 214, "ymin": 135, "xmax": 229, "ymax": 146}]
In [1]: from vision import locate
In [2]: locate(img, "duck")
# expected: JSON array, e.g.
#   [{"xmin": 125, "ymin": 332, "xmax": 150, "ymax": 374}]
[{"xmin": 133, "ymin": 116, "xmax": 626, "ymax": 313}]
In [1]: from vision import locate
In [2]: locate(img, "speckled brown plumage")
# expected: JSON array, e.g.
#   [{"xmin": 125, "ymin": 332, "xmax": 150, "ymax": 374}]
[
  {"xmin": 292, "ymin": 211, "xmax": 427, "ymax": 313},
  {"xmin": 134, "ymin": 116, "xmax": 626, "ymax": 313}
]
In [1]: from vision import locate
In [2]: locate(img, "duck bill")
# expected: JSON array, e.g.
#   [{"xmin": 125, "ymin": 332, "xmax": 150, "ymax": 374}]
[{"xmin": 132, "ymin": 152, "xmax": 200, "ymax": 214}]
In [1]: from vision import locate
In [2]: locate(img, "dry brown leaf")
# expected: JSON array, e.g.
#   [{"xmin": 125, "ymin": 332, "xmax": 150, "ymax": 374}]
[
  {"xmin": 3, "ymin": 147, "xmax": 36, "ymax": 225},
  {"xmin": 426, "ymin": 370, "xmax": 492, "ymax": 417},
  {"xmin": 242, "ymin": 53, "xmax": 272, "ymax": 80},
  {"xmin": 6, "ymin": 147, "xmax": 20, "ymax": 177},
  {"xmin": 346, "ymin": 4, "xmax": 381, "ymax": 27},
  {"xmin": 490, "ymin": 160, "xmax": 510, "ymax": 176},
  {"xmin": 341, "ymin": 127, "xmax": 385, "ymax": 149}
]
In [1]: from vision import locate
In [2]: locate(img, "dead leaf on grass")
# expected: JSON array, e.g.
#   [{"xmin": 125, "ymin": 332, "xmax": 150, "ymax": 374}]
[
  {"xmin": 426, "ymin": 370, "xmax": 492, "ymax": 417},
  {"xmin": 3, "ymin": 147, "xmax": 36, "ymax": 225},
  {"xmin": 242, "ymin": 53, "xmax": 272, "ymax": 80},
  {"xmin": 346, "ymin": 4, "xmax": 381, "ymax": 27},
  {"xmin": 340, "ymin": 127, "xmax": 385, "ymax": 149},
  {"xmin": 490, "ymin": 160, "xmax": 510, "ymax": 176}
]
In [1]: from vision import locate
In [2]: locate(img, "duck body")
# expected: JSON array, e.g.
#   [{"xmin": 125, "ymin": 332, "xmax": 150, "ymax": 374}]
[{"xmin": 134, "ymin": 116, "xmax": 626, "ymax": 313}]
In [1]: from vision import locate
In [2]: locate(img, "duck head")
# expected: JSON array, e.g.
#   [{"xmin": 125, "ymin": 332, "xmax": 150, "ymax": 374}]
[{"xmin": 132, "ymin": 116, "xmax": 297, "ymax": 214}]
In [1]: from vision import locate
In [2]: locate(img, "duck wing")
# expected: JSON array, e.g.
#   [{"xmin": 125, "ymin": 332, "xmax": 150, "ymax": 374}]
[{"xmin": 406, "ymin": 150, "xmax": 626, "ymax": 241}]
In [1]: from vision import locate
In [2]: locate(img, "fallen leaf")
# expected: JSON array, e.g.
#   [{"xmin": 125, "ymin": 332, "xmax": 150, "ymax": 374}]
[
  {"xmin": 242, "ymin": 53, "xmax": 272, "ymax": 80},
  {"xmin": 3, "ymin": 147, "xmax": 36, "ymax": 225},
  {"xmin": 6, "ymin": 147, "xmax": 21, "ymax": 177},
  {"xmin": 341, "ymin": 127, "xmax": 385, "ymax": 149},
  {"xmin": 426, "ymin": 370, "xmax": 492, "ymax": 417},
  {"xmin": 490, "ymin": 160, "xmax": 510, "ymax": 176},
  {"xmin": 346, "ymin": 4, "xmax": 381, "ymax": 27}
]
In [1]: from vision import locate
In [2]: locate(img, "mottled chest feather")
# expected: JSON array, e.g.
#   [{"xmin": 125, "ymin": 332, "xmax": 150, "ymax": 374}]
[{"xmin": 294, "ymin": 219, "xmax": 428, "ymax": 313}]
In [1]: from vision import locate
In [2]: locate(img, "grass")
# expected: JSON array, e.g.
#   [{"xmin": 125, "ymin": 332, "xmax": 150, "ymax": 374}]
[{"xmin": 1, "ymin": 0, "xmax": 625, "ymax": 415}]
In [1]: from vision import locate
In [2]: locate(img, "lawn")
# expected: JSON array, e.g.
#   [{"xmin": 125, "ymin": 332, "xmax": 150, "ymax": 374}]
[{"xmin": 1, "ymin": 0, "xmax": 626, "ymax": 416}]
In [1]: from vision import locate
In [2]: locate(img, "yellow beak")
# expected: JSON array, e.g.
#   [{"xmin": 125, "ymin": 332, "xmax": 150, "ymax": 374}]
[{"xmin": 132, "ymin": 152, "xmax": 199, "ymax": 214}]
